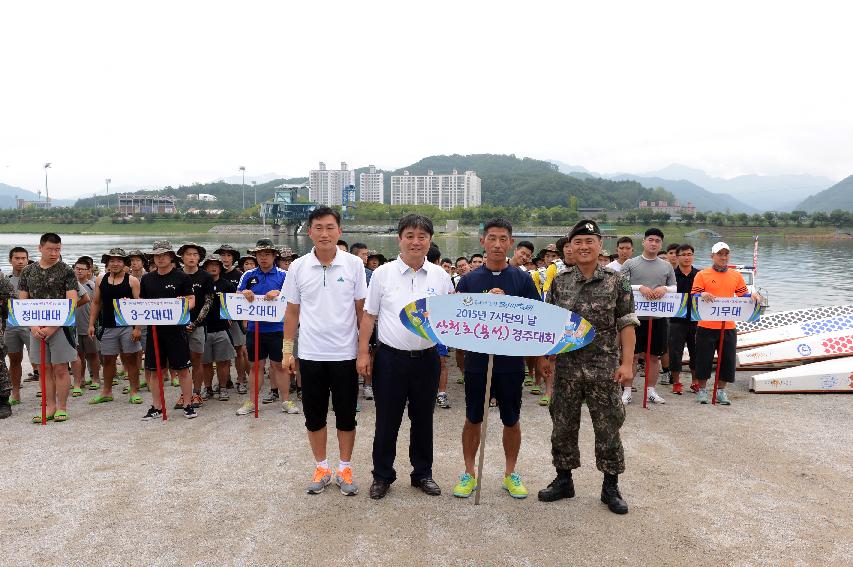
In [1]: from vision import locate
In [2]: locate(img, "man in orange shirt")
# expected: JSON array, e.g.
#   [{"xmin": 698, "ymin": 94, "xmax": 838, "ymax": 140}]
[{"xmin": 691, "ymin": 242, "xmax": 762, "ymax": 405}]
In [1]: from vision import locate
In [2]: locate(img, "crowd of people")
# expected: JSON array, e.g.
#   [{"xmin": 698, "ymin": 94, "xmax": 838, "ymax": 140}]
[{"xmin": 0, "ymin": 209, "xmax": 760, "ymax": 513}]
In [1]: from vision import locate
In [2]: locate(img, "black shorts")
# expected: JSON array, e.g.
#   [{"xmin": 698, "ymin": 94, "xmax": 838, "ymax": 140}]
[
  {"xmin": 669, "ymin": 321, "xmax": 697, "ymax": 372},
  {"xmin": 299, "ymin": 359, "xmax": 359, "ymax": 432},
  {"xmin": 634, "ymin": 318, "xmax": 667, "ymax": 357},
  {"xmin": 144, "ymin": 326, "xmax": 191, "ymax": 371},
  {"xmin": 694, "ymin": 327, "xmax": 737, "ymax": 383},
  {"xmin": 246, "ymin": 331, "xmax": 283, "ymax": 362},
  {"xmin": 464, "ymin": 370, "xmax": 524, "ymax": 427}
]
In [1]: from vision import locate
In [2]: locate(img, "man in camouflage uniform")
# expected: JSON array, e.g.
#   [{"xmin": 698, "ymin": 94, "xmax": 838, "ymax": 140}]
[
  {"xmin": 0, "ymin": 271, "xmax": 16, "ymax": 418},
  {"xmin": 537, "ymin": 219, "xmax": 639, "ymax": 514}
]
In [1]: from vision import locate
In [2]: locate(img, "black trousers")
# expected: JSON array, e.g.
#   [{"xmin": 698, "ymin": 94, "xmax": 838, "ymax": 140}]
[{"xmin": 371, "ymin": 345, "xmax": 440, "ymax": 484}]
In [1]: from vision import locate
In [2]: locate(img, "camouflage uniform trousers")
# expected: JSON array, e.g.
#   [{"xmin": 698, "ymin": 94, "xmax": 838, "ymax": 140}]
[
  {"xmin": 0, "ymin": 329, "xmax": 10, "ymax": 397},
  {"xmin": 549, "ymin": 365, "xmax": 626, "ymax": 475}
]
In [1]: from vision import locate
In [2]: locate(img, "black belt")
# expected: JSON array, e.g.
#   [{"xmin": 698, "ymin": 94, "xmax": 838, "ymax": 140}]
[{"xmin": 379, "ymin": 342, "xmax": 436, "ymax": 358}]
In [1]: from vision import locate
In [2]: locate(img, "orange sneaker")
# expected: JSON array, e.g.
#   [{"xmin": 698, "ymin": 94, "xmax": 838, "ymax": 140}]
[
  {"xmin": 672, "ymin": 383, "xmax": 683, "ymax": 395},
  {"xmin": 173, "ymin": 394, "xmax": 185, "ymax": 409},
  {"xmin": 307, "ymin": 465, "xmax": 332, "ymax": 494}
]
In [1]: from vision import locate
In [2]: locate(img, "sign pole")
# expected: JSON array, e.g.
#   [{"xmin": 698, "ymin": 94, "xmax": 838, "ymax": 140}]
[
  {"xmin": 151, "ymin": 326, "xmax": 167, "ymax": 421},
  {"xmin": 40, "ymin": 338, "xmax": 47, "ymax": 425},
  {"xmin": 254, "ymin": 322, "xmax": 260, "ymax": 419},
  {"xmin": 474, "ymin": 354, "xmax": 494, "ymax": 505},
  {"xmin": 712, "ymin": 325, "xmax": 725, "ymax": 405},
  {"xmin": 643, "ymin": 318, "xmax": 653, "ymax": 409}
]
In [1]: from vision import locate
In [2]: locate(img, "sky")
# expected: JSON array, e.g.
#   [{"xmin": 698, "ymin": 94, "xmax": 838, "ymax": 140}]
[{"xmin": 1, "ymin": 0, "xmax": 852, "ymax": 199}]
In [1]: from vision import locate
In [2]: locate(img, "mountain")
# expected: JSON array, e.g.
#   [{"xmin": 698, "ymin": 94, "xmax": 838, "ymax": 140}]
[
  {"xmin": 640, "ymin": 164, "xmax": 834, "ymax": 211},
  {"xmin": 607, "ymin": 175, "xmax": 757, "ymax": 213},
  {"xmin": 378, "ymin": 154, "xmax": 674, "ymax": 210},
  {"xmin": 795, "ymin": 175, "xmax": 853, "ymax": 212},
  {"xmin": 0, "ymin": 182, "xmax": 75, "ymax": 209},
  {"xmin": 548, "ymin": 160, "xmax": 601, "ymax": 178}
]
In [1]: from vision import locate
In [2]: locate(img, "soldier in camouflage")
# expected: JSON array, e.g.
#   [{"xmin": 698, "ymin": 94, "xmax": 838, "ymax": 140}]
[
  {"xmin": 0, "ymin": 271, "xmax": 16, "ymax": 418},
  {"xmin": 537, "ymin": 219, "xmax": 639, "ymax": 514}
]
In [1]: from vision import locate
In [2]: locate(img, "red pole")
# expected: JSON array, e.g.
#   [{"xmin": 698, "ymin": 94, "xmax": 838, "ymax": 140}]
[
  {"xmin": 152, "ymin": 326, "xmax": 167, "ymax": 421},
  {"xmin": 254, "ymin": 322, "xmax": 259, "ymax": 418},
  {"xmin": 643, "ymin": 318, "xmax": 653, "ymax": 409},
  {"xmin": 711, "ymin": 325, "xmax": 725, "ymax": 405},
  {"xmin": 40, "ymin": 338, "xmax": 47, "ymax": 425}
]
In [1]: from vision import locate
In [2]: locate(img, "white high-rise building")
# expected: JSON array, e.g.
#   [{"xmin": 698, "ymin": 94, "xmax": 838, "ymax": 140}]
[
  {"xmin": 359, "ymin": 165, "xmax": 384, "ymax": 203},
  {"xmin": 390, "ymin": 169, "xmax": 481, "ymax": 210},
  {"xmin": 309, "ymin": 161, "xmax": 355, "ymax": 206}
]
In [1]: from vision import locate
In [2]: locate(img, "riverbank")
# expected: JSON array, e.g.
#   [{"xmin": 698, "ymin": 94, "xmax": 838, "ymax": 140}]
[{"xmin": 2, "ymin": 362, "xmax": 849, "ymax": 566}]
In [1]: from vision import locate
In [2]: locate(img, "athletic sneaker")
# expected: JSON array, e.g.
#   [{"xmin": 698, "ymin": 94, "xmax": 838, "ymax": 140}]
[
  {"xmin": 281, "ymin": 400, "xmax": 300, "ymax": 414},
  {"xmin": 363, "ymin": 385, "xmax": 374, "ymax": 400},
  {"xmin": 335, "ymin": 467, "xmax": 359, "ymax": 496},
  {"xmin": 218, "ymin": 388, "xmax": 230, "ymax": 401},
  {"xmin": 236, "ymin": 400, "xmax": 255, "ymax": 415},
  {"xmin": 647, "ymin": 388, "xmax": 665, "ymax": 404},
  {"xmin": 237, "ymin": 383, "xmax": 248, "ymax": 395},
  {"xmin": 212, "ymin": 385, "xmax": 220, "ymax": 395},
  {"xmin": 200, "ymin": 387, "xmax": 213, "ymax": 400},
  {"xmin": 502, "ymin": 472, "xmax": 529, "ymax": 499},
  {"xmin": 171, "ymin": 378, "xmax": 180, "ymax": 387},
  {"xmin": 190, "ymin": 394, "xmax": 203, "ymax": 408},
  {"xmin": 456, "ymin": 376, "xmax": 464, "ymax": 384},
  {"xmin": 184, "ymin": 405, "xmax": 197, "ymax": 419},
  {"xmin": 262, "ymin": 390, "xmax": 279, "ymax": 404},
  {"xmin": 621, "ymin": 388, "xmax": 632, "ymax": 405},
  {"xmin": 141, "ymin": 406, "xmax": 162, "ymax": 421},
  {"xmin": 672, "ymin": 383, "xmax": 683, "ymax": 395},
  {"xmin": 658, "ymin": 371, "xmax": 671, "ymax": 385},
  {"xmin": 173, "ymin": 394, "xmax": 185, "ymax": 410},
  {"xmin": 307, "ymin": 465, "xmax": 332, "ymax": 494},
  {"xmin": 437, "ymin": 392, "xmax": 451, "ymax": 409},
  {"xmin": 717, "ymin": 390, "xmax": 731, "ymax": 405},
  {"xmin": 453, "ymin": 473, "xmax": 478, "ymax": 498},
  {"xmin": 690, "ymin": 382, "xmax": 700, "ymax": 393},
  {"xmin": 697, "ymin": 389, "xmax": 709, "ymax": 404}
]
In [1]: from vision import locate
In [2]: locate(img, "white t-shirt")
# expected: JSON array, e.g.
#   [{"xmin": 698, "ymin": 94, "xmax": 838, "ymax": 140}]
[
  {"xmin": 365, "ymin": 256, "xmax": 454, "ymax": 351},
  {"xmin": 605, "ymin": 259, "xmax": 624, "ymax": 272},
  {"xmin": 282, "ymin": 248, "xmax": 368, "ymax": 361}
]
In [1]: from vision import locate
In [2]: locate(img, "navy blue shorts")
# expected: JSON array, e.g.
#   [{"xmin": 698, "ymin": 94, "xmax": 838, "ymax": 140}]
[{"xmin": 464, "ymin": 370, "xmax": 524, "ymax": 427}]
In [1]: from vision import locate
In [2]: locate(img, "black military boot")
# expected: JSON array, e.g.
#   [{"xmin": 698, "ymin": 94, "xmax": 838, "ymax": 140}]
[
  {"xmin": 537, "ymin": 469, "xmax": 575, "ymax": 502},
  {"xmin": 601, "ymin": 473, "xmax": 628, "ymax": 514},
  {"xmin": 0, "ymin": 396, "xmax": 11, "ymax": 420}
]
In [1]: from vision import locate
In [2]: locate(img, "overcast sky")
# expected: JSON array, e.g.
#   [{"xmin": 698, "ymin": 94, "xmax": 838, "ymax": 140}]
[{"xmin": 1, "ymin": 0, "xmax": 851, "ymax": 199}]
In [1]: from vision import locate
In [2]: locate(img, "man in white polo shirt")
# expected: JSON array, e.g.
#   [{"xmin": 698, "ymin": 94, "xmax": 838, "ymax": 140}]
[
  {"xmin": 356, "ymin": 214, "xmax": 453, "ymax": 500},
  {"xmin": 282, "ymin": 206, "xmax": 368, "ymax": 496}
]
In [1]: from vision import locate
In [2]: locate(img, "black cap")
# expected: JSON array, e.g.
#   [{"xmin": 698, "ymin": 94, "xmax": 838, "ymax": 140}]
[{"xmin": 568, "ymin": 219, "xmax": 602, "ymax": 241}]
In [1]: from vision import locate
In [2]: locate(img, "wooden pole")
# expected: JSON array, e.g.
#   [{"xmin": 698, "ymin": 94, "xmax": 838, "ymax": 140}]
[
  {"xmin": 254, "ymin": 323, "xmax": 260, "ymax": 419},
  {"xmin": 151, "ymin": 326, "xmax": 167, "ymax": 421},
  {"xmin": 40, "ymin": 338, "xmax": 47, "ymax": 425},
  {"xmin": 643, "ymin": 318, "xmax": 653, "ymax": 409},
  {"xmin": 712, "ymin": 326, "xmax": 725, "ymax": 405},
  {"xmin": 474, "ymin": 354, "xmax": 494, "ymax": 505}
]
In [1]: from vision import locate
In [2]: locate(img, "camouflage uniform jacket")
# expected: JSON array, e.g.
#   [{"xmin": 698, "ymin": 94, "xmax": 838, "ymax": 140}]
[
  {"xmin": 548, "ymin": 265, "xmax": 639, "ymax": 378},
  {"xmin": 17, "ymin": 261, "xmax": 78, "ymax": 300},
  {"xmin": 0, "ymin": 274, "xmax": 14, "ymax": 336}
]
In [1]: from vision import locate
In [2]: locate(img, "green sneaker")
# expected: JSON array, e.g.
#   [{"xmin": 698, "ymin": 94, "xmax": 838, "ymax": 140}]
[
  {"xmin": 716, "ymin": 390, "xmax": 731, "ymax": 405},
  {"xmin": 71, "ymin": 387, "xmax": 84, "ymax": 397},
  {"xmin": 523, "ymin": 376, "xmax": 534, "ymax": 387},
  {"xmin": 10, "ymin": 396, "xmax": 20, "ymax": 406},
  {"xmin": 89, "ymin": 395, "xmax": 114, "ymax": 405},
  {"xmin": 128, "ymin": 394, "xmax": 143, "ymax": 404},
  {"xmin": 453, "ymin": 473, "xmax": 478, "ymax": 498},
  {"xmin": 538, "ymin": 395, "xmax": 551, "ymax": 407},
  {"xmin": 122, "ymin": 385, "xmax": 130, "ymax": 394},
  {"xmin": 530, "ymin": 386, "xmax": 542, "ymax": 395},
  {"xmin": 502, "ymin": 472, "xmax": 529, "ymax": 499},
  {"xmin": 697, "ymin": 389, "xmax": 709, "ymax": 404},
  {"xmin": 88, "ymin": 382, "xmax": 101, "ymax": 391},
  {"xmin": 456, "ymin": 376, "xmax": 464, "ymax": 384},
  {"xmin": 84, "ymin": 378, "xmax": 92, "ymax": 386},
  {"xmin": 171, "ymin": 378, "xmax": 180, "ymax": 387},
  {"xmin": 139, "ymin": 381, "xmax": 148, "ymax": 391}
]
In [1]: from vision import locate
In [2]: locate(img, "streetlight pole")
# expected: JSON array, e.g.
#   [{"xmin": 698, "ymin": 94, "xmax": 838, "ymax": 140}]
[
  {"xmin": 252, "ymin": 180, "xmax": 257, "ymax": 207},
  {"xmin": 239, "ymin": 166, "xmax": 246, "ymax": 210},
  {"xmin": 44, "ymin": 163, "xmax": 51, "ymax": 207},
  {"xmin": 105, "ymin": 178, "xmax": 111, "ymax": 209}
]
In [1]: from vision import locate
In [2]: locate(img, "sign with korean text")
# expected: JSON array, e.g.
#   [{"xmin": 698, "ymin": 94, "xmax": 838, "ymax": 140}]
[
  {"xmin": 114, "ymin": 298, "xmax": 190, "ymax": 326},
  {"xmin": 632, "ymin": 292, "xmax": 687, "ymax": 318},
  {"xmin": 218, "ymin": 293, "xmax": 287, "ymax": 322},
  {"xmin": 7, "ymin": 299, "xmax": 76, "ymax": 327},
  {"xmin": 691, "ymin": 296, "xmax": 763, "ymax": 322},
  {"xmin": 400, "ymin": 293, "xmax": 595, "ymax": 356}
]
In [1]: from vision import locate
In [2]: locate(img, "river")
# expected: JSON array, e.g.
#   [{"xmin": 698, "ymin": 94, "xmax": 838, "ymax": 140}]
[{"xmin": 0, "ymin": 233, "xmax": 849, "ymax": 313}]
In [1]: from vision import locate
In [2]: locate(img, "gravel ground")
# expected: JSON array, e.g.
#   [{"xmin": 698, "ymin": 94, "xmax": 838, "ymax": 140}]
[{"xmin": 3, "ymin": 362, "xmax": 851, "ymax": 567}]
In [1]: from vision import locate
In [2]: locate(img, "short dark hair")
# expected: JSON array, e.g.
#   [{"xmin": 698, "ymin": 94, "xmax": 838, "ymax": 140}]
[
  {"xmin": 616, "ymin": 236, "xmax": 634, "ymax": 247},
  {"xmin": 470, "ymin": 253, "xmax": 484, "ymax": 261},
  {"xmin": 74, "ymin": 259, "xmax": 90, "ymax": 268},
  {"xmin": 657, "ymin": 250, "xmax": 667, "ymax": 256},
  {"xmin": 397, "ymin": 214, "xmax": 434, "ymax": 238},
  {"xmin": 555, "ymin": 237, "xmax": 569, "ymax": 251},
  {"xmin": 666, "ymin": 243, "xmax": 680, "ymax": 252},
  {"xmin": 40, "ymin": 232, "xmax": 61, "ymax": 245},
  {"xmin": 308, "ymin": 206, "xmax": 341, "ymax": 227},
  {"xmin": 516, "ymin": 241, "xmax": 534, "ymax": 253},
  {"xmin": 645, "ymin": 227, "xmax": 664, "ymax": 239},
  {"xmin": 350, "ymin": 243, "xmax": 368, "ymax": 254},
  {"xmin": 441, "ymin": 257, "xmax": 452, "ymax": 265},
  {"xmin": 8, "ymin": 247, "xmax": 28, "ymax": 260},
  {"xmin": 336, "ymin": 239, "xmax": 348, "ymax": 248},
  {"xmin": 455, "ymin": 256, "xmax": 468, "ymax": 266},
  {"xmin": 427, "ymin": 244, "xmax": 441, "ymax": 263},
  {"xmin": 676, "ymin": 243, "xmax": 695, "ymax": 255},
  {"xmin": 482, "ymin": 217, "xmax": 513, "ymax": 236}
]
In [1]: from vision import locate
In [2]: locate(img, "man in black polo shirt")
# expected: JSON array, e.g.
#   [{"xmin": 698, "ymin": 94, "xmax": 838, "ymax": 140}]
[
  {"xmin": 178, "ymin": 243, "xmax": 215, "ymax": 406},
  {"xmin": 139, "ymin": 240, "xmax": 196, "ymax": 420},
  {"xmin": 669, "ymin": 243, "xmax": 700, "ymax": 395},
  {"xmin": 452, "ymin": 218, "xmax": 542, "ymax": 500}
]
